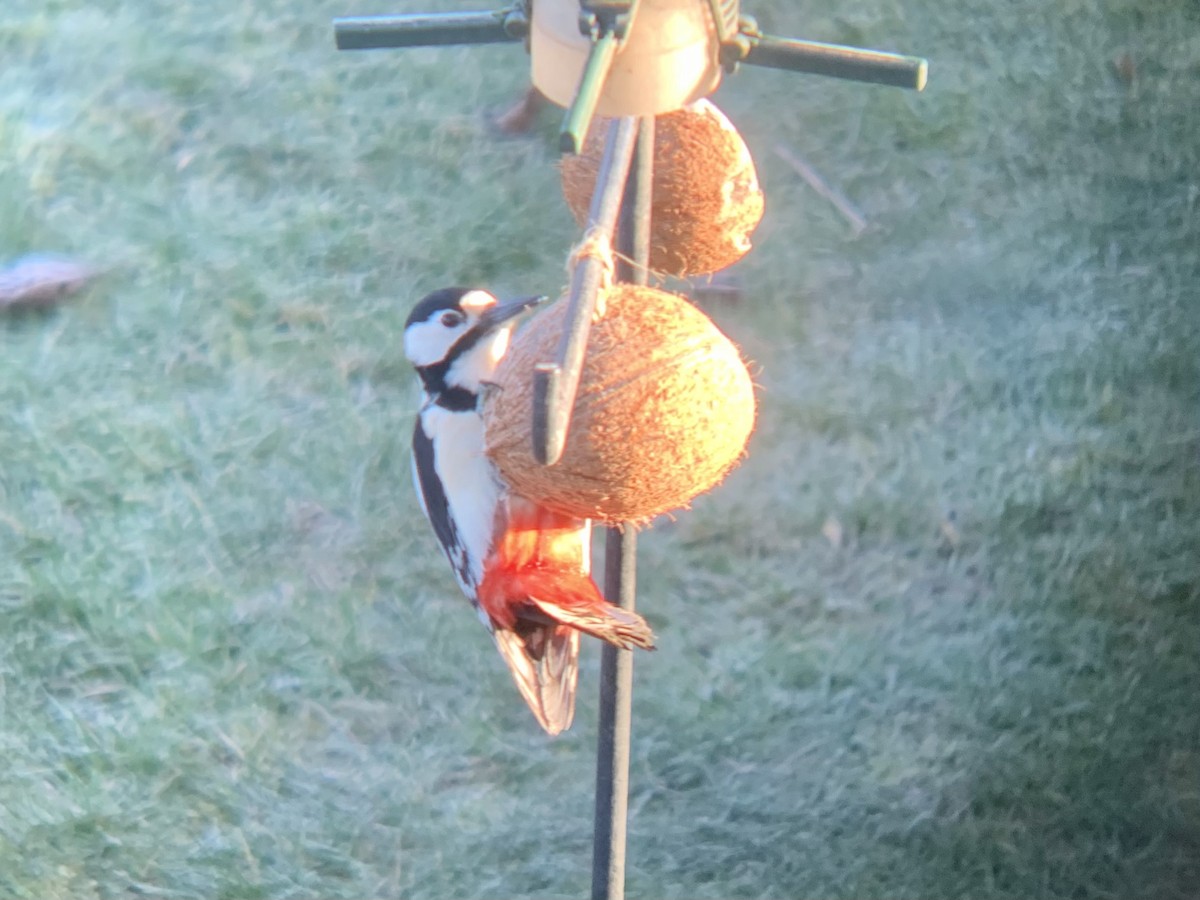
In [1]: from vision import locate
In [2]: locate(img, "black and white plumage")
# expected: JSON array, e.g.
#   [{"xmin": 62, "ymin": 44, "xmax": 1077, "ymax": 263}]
[
  {"xmin": 403, "ymin": 287, "xmax": 655, "ymax": 734},
  {"xmin": 403, "ymin": 287, "xmax": 544, "ymax": 603}
]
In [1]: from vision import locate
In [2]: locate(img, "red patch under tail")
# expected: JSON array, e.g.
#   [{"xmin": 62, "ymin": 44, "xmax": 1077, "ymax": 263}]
[
  {"xmin": 477, "ymin": 499, "xmax": 656, "ymax": 734},
  {"xmin": 477, "ymin": 499, "xmax": 656, "ymax": 651}
]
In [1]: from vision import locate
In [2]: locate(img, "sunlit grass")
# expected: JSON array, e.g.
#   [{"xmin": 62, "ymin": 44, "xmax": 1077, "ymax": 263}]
[{"xmin": 1, "ymin": 0, "xmax": 1197, "ymax": 897}]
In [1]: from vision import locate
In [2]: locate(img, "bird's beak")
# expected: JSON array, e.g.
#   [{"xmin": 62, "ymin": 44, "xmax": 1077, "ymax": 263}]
[{"xmin": 477, "ymin": 294, "xmax": 549, "ymax": 333}]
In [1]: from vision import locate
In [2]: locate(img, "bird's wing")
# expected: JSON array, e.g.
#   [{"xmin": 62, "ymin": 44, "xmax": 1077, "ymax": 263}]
[
  {"xmin": 412, "ymin": 417, "xmax": 471, "ymax": 588},
  {"xmin": 493, "ymin": 624, "xmax": 579, "ymax": 735}
]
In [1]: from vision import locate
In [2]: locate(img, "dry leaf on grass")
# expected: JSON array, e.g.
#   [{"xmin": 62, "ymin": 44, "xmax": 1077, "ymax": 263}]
[{"xmin": 0, "ymin": 254, "xmax": 98, "ymax": 311}]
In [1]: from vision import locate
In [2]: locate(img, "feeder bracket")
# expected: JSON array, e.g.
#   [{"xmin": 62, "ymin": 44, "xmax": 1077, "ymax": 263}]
[
  {"xmin": 559, "ymin": 0, "xmax": 643, "ymax": 154},
  {"xmin": 578, "ymin": 0, "xmax": 640, "ymax": 39}
]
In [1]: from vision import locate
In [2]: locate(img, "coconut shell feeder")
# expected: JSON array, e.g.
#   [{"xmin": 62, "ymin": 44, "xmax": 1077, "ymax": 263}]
[
  {"xmin": 560, "ymin": 99, "xmax": 765, "ymax": 277},
  {"xmin": 486, "ymin": 282, "xmax": 757, "ymax": 523},
  {"xmin": 333, "ymin": 4, "xmax": 927, "ymax": 898}
]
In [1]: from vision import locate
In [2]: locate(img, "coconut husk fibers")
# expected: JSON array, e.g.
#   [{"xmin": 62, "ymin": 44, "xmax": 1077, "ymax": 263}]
[
  {"xmin": 560, "ymin": 99, "xmax": 765, "ymax": 278},
  {"xmin": 484, "ymin": 284, "xmax": 756, "ymax": 524}
]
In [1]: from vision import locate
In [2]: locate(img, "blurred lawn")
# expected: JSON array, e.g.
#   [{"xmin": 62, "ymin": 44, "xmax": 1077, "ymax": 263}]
[{"xmin": 1, "ymin": 1, "xmax": 1198, "ymax": 898}]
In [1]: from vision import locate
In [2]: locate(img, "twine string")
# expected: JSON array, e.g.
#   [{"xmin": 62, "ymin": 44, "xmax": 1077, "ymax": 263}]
[{"xmin": 568, "ymin": 227, "xmax": 616, "ymax": 319}]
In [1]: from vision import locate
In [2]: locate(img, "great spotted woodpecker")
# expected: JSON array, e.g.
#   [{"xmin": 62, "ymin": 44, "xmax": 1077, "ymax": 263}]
[{"xmin": 403, "ymin": 287, "xmax": 656, "ymax": 734}]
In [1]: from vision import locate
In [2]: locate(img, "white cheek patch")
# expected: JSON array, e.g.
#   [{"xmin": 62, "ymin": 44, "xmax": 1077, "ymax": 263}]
[{"xmin": 404, "ymin": 318, "xmax": 462, "ymax": 367}]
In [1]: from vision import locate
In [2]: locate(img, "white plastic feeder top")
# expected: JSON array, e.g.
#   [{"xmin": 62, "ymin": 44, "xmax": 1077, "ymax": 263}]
[{"xmin": 531, "ymin": 0, "xmax": 723, "ymax": 117}]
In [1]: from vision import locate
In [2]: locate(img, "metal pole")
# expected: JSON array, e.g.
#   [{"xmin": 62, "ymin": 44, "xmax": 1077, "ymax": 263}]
[
  {"xmin": 332, "ymin": 11, "xmax": 522, "ymax": 50},
  {"xmin": 532, "ymin": 117, "xmax": 639, "ymax": 466},
  {"xmin": 592, "ymin": 115, "xmax": 653, "ymax": 900},
  {"xmin": 742, "ymin": 34, "xmax": 927, "ymax": 91}
]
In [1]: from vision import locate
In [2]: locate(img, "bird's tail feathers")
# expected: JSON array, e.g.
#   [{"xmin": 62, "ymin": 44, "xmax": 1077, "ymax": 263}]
[
  {"xmin": 521, "ymin": 576, "xmax": 656, "ymax": 651},
  {"xmin": 480, "ymin": 566, "xmax": 656, "ymax": 651}
]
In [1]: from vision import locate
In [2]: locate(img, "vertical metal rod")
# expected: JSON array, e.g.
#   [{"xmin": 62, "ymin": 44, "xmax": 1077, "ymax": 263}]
[
  {"xmin": 592, "ymin": 115, "xmax": 653, "ymax": 900},
  {"xmin": 592, "ymin": 527, "xmax": 636, "ymax": 900},
  {"xmin": 615, "ymin": 116, "xmax": 654, "ymax": 288}
]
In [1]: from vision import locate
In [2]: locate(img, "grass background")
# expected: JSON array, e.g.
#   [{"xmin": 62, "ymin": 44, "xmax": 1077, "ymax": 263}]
[{"xmin": 1, "ymin": 0, "xmax": 1198, "ymax": 897}]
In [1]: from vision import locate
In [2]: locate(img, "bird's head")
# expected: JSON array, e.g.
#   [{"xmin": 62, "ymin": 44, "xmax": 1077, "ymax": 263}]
[{"xmin": 404, "ymin": 288, "xmax": 547, "ymax": 399}]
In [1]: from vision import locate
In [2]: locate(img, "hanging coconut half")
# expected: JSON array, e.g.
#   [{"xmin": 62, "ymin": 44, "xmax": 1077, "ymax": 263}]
[
  {"xmin": 483, "ymin": 284, "xmax": 756, "ymax": 524},
  {"xmin": 560, "ymin": 99, "xmax": 765, "ymax": 277}
]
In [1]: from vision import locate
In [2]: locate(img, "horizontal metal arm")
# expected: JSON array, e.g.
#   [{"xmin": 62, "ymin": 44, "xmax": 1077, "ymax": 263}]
[
  {"xmin": 741, "ymin": 34, "xmax": 927, "ymax": 91},
  {"xmin": 333, "ymin": 9, "xmax": 927, "ymax": 92},
  {"xmin": 333, "ymin": 11, "xmax": 523, "ymax": 50}
]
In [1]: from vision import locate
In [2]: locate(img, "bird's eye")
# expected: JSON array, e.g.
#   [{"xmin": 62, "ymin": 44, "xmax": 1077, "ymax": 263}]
[{"xmin": 440, "ymin": 311, "xmax": 464, "ymax": 328}]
